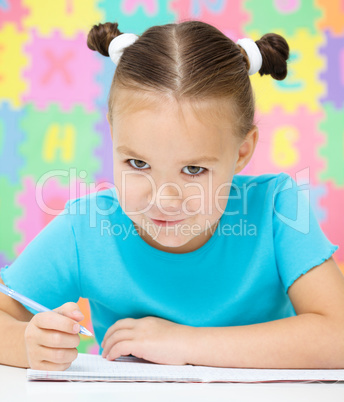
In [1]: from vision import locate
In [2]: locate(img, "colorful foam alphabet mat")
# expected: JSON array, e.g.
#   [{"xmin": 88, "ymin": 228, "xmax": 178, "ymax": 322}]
[{"xmin": 0, "ymin": 0, "xmax": 343, "ymax": 355}]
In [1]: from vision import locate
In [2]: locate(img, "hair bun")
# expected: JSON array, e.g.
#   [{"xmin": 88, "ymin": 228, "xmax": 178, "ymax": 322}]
[
  {"xmin": 256, "ymin": 33, "xmax": 289, "ymax": 80},
  {"xmin": 87, "ymin": 22, "xmax": 122, "ymax": 57}
]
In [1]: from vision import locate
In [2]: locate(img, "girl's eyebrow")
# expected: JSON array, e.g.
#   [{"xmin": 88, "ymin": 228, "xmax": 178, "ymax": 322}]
[{"xmin": 116, "ymin": 145, "xmax": 219, "ymax": 165}]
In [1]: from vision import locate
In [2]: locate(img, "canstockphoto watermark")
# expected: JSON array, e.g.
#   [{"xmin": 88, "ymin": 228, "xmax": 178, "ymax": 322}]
[{"xmin": 100, "ymin": 218, "xmax": 257, "ymax": 240}]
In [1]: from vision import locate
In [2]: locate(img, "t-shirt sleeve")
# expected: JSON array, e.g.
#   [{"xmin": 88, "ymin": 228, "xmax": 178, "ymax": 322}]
[
  {"xmin": 0, "ymin": 201, "xmax": 81, "ymax": 315},
  {"xmin": 273, "ymin": 173, "xmax": 339, "ymax": 294}
]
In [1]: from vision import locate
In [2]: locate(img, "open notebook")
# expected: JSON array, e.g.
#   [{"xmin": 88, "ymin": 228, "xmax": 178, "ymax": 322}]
[{"xmin": 27, "ymin": 353, "xmax": 344, "ymax": 383}]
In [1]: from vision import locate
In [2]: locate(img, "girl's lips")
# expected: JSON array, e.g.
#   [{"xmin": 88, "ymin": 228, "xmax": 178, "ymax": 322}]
[{"xmin": 151, "ymin": 218, "xmax": 185, "ymax": 226}]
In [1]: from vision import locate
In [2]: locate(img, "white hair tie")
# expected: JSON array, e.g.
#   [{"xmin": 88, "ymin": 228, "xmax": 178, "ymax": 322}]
[
  {"xmin": 108, "ymin": 33, "xmax": 139, "ymax": 65},
  {"xmin": 236, "ymin": 38, "xmax": 262, "ymax": 75}
]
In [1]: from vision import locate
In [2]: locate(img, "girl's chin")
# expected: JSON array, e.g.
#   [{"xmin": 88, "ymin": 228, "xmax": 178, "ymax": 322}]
[
  {"xmin": 139, "ymin": 228, "xmax": 194, "ymax": 250},
  {"xmin": 147, "ymin": 238, "xmax": 195, "ymax": 253},
  {"xmin": 147, "ymin": 231, "xmax": 191, "ymax": 245}
]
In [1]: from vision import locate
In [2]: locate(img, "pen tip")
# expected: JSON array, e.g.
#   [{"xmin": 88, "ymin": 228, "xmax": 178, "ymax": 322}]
[
  {"xmin": 86, "ymin": 329, "xmax": 94, "ymax": 337},
  {"xmin": 80, "ymin": 326, "xmax": 93, "ymax": 337}
]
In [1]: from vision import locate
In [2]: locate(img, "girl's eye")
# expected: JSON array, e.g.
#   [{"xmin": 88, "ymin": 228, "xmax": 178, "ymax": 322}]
[
  {"xmin": 126, "ymin": 159, "xmax": 206, "ymax": 178},
  {"xmin": 182, "ymin": 166, "xmax": 206, "ymax": 177},
  {"xmin": 127, "ymin": 159, "xmax": 150, "ymax": 169}
]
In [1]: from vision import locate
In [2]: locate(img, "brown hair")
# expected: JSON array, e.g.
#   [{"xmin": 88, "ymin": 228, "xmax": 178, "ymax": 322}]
[{"xmin": 87, "ymin": 20, "xmax": 289, "ymax": 140}]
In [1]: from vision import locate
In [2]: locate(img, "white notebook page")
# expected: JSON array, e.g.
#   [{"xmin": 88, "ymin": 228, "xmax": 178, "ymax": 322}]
[{"xmin": 27, "ymin": 353, "xmax": 344, "ymax": 383}]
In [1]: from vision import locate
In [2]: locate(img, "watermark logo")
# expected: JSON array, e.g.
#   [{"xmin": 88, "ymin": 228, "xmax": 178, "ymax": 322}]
[
  {"xmin": 33, "ymin": 167, "xmax": 312, "ymax": 235},
  {"xmin": 100, "ymin": 218, "xmax": 257, "ymax": 239},
  {"xmin": 272, "ymin": 168, "xmax": 310, "ymax": 234}
]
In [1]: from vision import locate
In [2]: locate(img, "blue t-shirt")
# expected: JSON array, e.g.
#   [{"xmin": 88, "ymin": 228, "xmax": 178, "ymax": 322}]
[{"xmin": 1, "ymin": 172, "xmax": 338, "ymax": 354}]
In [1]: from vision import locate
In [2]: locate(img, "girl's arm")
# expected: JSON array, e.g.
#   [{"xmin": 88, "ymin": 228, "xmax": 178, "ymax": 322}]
[
  {"xmin": 97, "ymin": 255, "xmax": 344, "ymax": 369},
  {"xmin": 0, "ymin": 277, "xmax": 33, "ymax": 368},
  {"xmin": 186, "ymin": 256, "xmax": 344, "ymax": 369}
]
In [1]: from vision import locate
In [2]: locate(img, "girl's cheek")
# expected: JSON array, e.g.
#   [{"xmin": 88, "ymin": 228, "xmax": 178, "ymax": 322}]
[
  {"xmin": 182, "ymin": 195, "xmax": 204, "ymax": 216},
  {"xmin": 181, "ymin": 185, "xmax": 210, "ymax": 216},
  {"xmin": 117, "ymin": 177, "xmax": 154, "ymax": 213},
  {"xmin": 186, "ymin": 179, "xmax": 229, "ymax": 218}
]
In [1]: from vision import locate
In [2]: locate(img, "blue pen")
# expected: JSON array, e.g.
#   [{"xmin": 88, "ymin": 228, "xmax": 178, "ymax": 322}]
[{"xmin": 0, "ymin": 283, "xmax": 93, "ymax": 337}]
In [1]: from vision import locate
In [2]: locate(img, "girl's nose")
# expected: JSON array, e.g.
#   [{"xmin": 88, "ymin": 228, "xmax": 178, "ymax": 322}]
[{"xmin": 155, "ymin": 183, "xmax": 183, "ymax": 212}]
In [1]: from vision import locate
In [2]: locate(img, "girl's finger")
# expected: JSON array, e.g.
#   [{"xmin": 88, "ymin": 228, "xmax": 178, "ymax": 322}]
[
  {"xmin": 106, "ymin": 340, "xmax": 134, "ymax": 361},
  {"xmin": 37, "ymin": 328, "xmax": 80, "ymax": 349},
  {"xmin": 102, "ymin": 318, "xmax": 136, "ymax": 347},
  {"xmin": 32, "ymin": 311, "xmax": 80, "ymax": 335},
  {"xmin": 39, "ymin": 344, "xmax": 79, "ymax": 365},
  {"xmin": 102, "ymin": 329, "xmax": 133, "ymax": 357},
  {"xmin": 36, "ymin": 360, "xmax": 72, "ymax": 372}
]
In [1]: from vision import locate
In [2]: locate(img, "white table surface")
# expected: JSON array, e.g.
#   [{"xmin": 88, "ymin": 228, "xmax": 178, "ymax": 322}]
[{"xmin": 1, "ymin": 363, "xmax": 343, "ymax": 402}]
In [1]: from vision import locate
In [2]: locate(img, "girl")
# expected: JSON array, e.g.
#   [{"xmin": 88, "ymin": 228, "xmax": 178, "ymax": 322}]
[{"xmin": 0, "ymin": 20, "xmax": 343, "ymax": 371}]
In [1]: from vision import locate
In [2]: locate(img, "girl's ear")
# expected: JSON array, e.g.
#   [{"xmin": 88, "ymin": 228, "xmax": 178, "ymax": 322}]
[
  {"xmin": 234, "ymin": 126, "xmax": 259, "ymax": 175},
  {"xmin": 106, "ymin": 113, "xmax": 113, "ymax": 141}
]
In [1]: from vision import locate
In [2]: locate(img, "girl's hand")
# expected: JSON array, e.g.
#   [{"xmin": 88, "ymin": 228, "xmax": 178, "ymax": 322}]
[
  {"xmin": 101, "ymin": 316, "xmax": 193, "ymax": 365},
  {"xmin": 24, "ymin": 302, "xmax": 83, "ymax": 371}
]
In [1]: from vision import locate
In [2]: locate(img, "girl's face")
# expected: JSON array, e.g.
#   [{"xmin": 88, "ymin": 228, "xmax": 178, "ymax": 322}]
[{"xmin": 109, "ymin": 94, "xmax": 257, "ymax": 253}]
